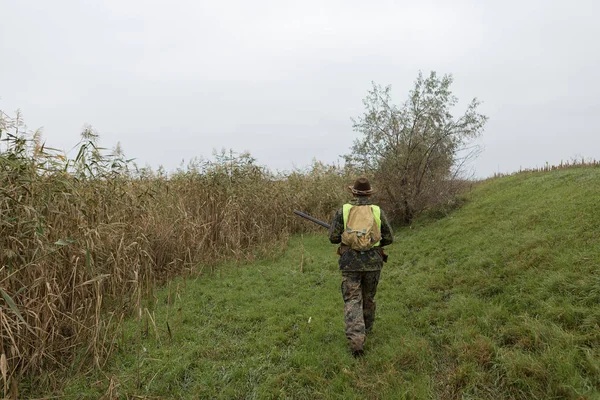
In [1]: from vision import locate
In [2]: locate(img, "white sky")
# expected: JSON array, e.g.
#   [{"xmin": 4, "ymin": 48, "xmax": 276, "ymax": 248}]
[{"xmin": 1, "ymin": 0, "xmax": 599, "ymax": 178}]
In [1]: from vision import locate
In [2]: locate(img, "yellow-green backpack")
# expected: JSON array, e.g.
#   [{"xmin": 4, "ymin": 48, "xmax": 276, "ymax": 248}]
[{"xmin": 341, "ymin": 204, "xmax": 382, "ymax": 251}]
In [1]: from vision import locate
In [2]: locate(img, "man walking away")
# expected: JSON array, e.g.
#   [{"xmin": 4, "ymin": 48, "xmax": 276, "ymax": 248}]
[{"xmin": 328, "ymin": 177, "xmax": 394, "ymax": 357}]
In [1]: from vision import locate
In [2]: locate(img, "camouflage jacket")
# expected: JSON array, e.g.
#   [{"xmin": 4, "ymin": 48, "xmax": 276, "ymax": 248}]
[{"xmin": 328, "ymin": 197, "xmax": 394, "ymax": 271}]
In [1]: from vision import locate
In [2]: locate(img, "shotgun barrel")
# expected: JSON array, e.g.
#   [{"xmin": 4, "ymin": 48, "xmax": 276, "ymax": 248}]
[{"xmin": 293, "ymin": 210, "xmax": 331, "ymax": 229}]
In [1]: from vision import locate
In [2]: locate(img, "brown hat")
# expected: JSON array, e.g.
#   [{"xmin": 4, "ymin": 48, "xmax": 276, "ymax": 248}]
[{"xmin": 348, "ymin": 177, "xmax": 374, "ymax": 196}]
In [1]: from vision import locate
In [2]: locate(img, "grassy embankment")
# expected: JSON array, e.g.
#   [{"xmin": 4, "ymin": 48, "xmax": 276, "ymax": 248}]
[{"xmin": 55, "ymin": 167, "xmax": 600, "ymax": 399}]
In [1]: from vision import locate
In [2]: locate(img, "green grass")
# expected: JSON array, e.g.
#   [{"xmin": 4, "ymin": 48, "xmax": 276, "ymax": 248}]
[{"xmin": 52, "ymin": 167, "xmax": 600, "ymax": 399}]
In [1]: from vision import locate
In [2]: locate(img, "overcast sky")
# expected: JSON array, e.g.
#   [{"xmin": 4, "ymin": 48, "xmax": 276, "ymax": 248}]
[{"xmin": 1, "ymin": 0, "xmax": 598, "ymax": 178}]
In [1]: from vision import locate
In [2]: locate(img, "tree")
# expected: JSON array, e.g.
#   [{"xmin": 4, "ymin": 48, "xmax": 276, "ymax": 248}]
[{"xmin": 345, "ymin": 71, "xmax": 488, "ymax": 223}]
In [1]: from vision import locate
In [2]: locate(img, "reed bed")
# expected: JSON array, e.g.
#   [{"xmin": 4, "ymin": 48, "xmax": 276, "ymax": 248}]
[{"xmin": 0, "ymin": 111, "xmax": 349, "ymax": 394}]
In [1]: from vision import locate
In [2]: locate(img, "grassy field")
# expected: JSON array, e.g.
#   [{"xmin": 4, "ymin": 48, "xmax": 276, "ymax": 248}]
[{"xmin": 49, "ymin": 167, "xmax": 600, "ymax": 399}]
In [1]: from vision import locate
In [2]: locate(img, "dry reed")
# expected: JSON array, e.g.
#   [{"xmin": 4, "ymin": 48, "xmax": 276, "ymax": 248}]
[{"xmin": 0, "ymin": 111, "xmax": 349, "ymax": 395}]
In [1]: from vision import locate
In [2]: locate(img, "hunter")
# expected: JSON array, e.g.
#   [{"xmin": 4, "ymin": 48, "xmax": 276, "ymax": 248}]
[{"xmin": 328, "ymin": 177, "xmax": 394, "ymax": 357}]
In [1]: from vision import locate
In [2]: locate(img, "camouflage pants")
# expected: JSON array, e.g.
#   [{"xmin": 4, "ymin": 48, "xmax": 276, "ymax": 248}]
[{"xmin": 341, "ymin": 270, "xmax": 381, "ymax": 352}]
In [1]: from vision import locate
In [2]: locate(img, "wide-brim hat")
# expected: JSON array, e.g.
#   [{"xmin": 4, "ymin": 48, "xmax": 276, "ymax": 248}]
[{"xmin": 347, "ymin": 177, "xmax": 374, "ymax": 196}]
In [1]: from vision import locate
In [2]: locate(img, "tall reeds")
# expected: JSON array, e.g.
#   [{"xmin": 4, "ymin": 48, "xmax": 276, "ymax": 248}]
[{"xmin": 0, "ymin": 111, "xmax": 349, "ymax": 394}]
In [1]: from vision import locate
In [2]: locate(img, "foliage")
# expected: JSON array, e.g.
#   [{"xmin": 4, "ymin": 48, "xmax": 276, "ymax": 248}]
[
  {"xmin": 345, "ymin": 72, "xmax": 488, "ymax": 223},
  {"xmin": 4, "ymin": 104, "xmax": 597, "ymax": 398}
]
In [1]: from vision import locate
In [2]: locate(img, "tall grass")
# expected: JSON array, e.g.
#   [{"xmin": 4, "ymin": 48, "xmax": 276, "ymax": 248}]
[{"xmin": 0, "ymin": 110, "xmax": 349, "ymax": 394}]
